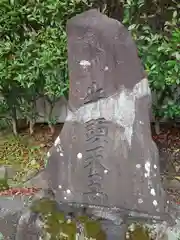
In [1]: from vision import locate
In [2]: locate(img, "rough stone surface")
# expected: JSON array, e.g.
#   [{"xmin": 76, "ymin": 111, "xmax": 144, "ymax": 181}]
[
  {"xmin": 143, "ymin": 215, "xmax": 180, "ymax": 240},
  {"xmin": 45, "ymin": 9, "xmax": 171, "ymax": 224},
  {"xmin": 67, "ymin": 9, "xmax": 146, "ymax": 110},
  {"xmin": 0, "ymin": 196, "xmax": 29, "ymax": 239}
]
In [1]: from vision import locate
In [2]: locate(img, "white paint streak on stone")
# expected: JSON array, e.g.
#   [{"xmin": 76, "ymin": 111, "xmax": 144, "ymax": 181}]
[
  {"xmin": 134, "ymin": 77, "xmax": 151, "ymax": 98},
  {"xmin": 79, "ymin": 60, "xmax": 91, "ymax": 67},
  {"xmin": 54, "ymin": 136, "xmax": 60, "ymax": 146},
  {"xmin": 150, "ymin": 188, "xmax": 156, "ymax": 196},
  {"xmin": 66, "ymin": 189, "xmax": 71, "ymax": 194},
  {"xmin": 154, "ymin": 164, "xmax": 157, "ymax": 169},
  {"xmin": 145, "ymin": 161, "xmax": 151, "ymax": 177},
  {"xmin": 104, "ymin": 66, "xmax": 109, "ymax": 71},
  {"xmin": 145, "ymin": 161, "xmax": 154, "ymax": 190},
  {"xmin": 138, "ymin": 198, "xmax": 143, "ymax": 204},
  {"xmin": 55, "ymin": 137, "xmax": 63, "ymax": 154},
  {"xmin": 153, "ymin": 200, "xmax": 158, "ymax": 206},
  {"xmin": 136, "ymin": 164, "xmax": 141, "ymax": 169},
  {"xmin": 66, "ymin": 78, "xmax": 150, "ymax": 146},
  {"xmin": 77, "ymin": 152, "xmax": 82, "ymax": 159}
]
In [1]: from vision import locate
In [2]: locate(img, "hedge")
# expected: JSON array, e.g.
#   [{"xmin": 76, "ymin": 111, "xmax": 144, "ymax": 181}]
[{"xmin": 0, "ymin": 0, "xmax": 179, "ymax": 135}]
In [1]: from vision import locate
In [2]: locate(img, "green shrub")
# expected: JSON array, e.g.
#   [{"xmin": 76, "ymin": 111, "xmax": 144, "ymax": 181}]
[
  {"xmin": 122, "ymin": 0, "xmax": 180, "ymax": 121},
  {"xmin": 137, "ymin": 26, "xmax": 180, "ymax": 120},
  {"xmin": 0, "ymin": 0, "xmax": 90, "ymax": 134}
]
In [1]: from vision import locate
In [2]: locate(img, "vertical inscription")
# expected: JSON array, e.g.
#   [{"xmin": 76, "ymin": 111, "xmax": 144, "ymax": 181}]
[{"xmin": 84, "ymin": 118, "xmax": 109, "ymax": 204}]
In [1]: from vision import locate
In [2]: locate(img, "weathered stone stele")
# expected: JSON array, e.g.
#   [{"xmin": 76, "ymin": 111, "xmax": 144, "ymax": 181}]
[{"xmin": 45, "ymin": 9, "xmax": 171, "ymax": 223}]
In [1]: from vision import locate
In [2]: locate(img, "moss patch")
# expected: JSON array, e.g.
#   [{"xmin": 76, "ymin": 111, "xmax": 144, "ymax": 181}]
[
  {"xmin": 126, "ymin": 224, "xmax": 152, "ymax": 240},
  {"xmin": 0, "ymin": 178, "xmax": 9, "ymax": 191},
  {"xmin": 31, "ymin": 199, "xmax": 106, "ymax": 240}
]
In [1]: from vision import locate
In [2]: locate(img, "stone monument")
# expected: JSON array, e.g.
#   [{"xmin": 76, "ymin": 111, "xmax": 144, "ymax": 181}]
[
  {"xmin": 45, "ymin": 9, "xmax": 171, "ymax": 225},
  {"xmin": 5, "ymin": 9, "xmax": 173, "ymax": 239}
]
